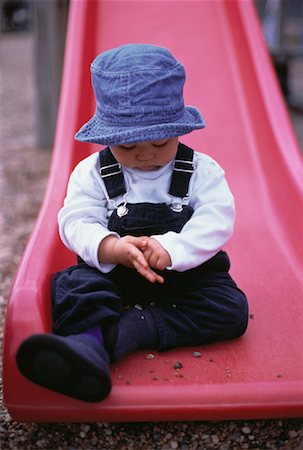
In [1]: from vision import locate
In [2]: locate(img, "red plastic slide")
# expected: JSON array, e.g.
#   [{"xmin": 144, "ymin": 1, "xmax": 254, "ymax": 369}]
[{"xmin": 3, "ymin": 0, "xmax": 303, "ymax": 422}]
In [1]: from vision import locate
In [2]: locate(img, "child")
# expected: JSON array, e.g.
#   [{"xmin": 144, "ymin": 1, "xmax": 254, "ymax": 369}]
[{"xmin": 16, "ymin": 44, "xmax": 248, "ymax": 403}]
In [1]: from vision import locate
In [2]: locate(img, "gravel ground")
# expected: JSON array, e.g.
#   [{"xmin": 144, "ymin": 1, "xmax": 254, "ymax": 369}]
[{"xmin": 1, "ymin": 33, "xmax": 303, "ymax": 450}]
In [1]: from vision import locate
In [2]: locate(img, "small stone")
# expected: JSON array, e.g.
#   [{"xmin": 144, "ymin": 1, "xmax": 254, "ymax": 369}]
[
  {"xmin": 225, "ymin": 367, "xmax": 232, "ymax": 378},
  {"xmin": 288, "ymin": 430, "xmax": 298, "ymax": 438},
  {"xmin": 229, "ymin": 432, "xmax": 240, "ymax": 441},
  {"xmin": 81, "ymin": 424, "xmax": 90, "ymax": 433},
  {"xmin": 170, "ymin": 439, "xmax": 179, "ymax": 449},
  {"xmin": 174, "ymin": 361, "xmax": 183, "ymax": 370},
  {"xmin": 211, "ymin": 434, "xmax": 219, "ymax": 444},
  {"xmin": 242, "ymin": 426, "xmax": 251, "ymax": 434},
  {"xmin": 145, "ymin": 353, "xmax": 155, "ymax": 360},
  {"xmin": 91, "ymin": 436, "xmax": 98, "ymax": 445},
  {"xmin": 192, "ymin": 351, "xmax": 202, "ymax": 358},
  {"xmin": 134, "ymin": 304, "xmax": 143, "ymax": 310}
]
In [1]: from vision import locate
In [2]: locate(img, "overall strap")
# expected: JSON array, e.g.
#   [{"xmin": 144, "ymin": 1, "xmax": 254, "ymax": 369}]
[
  {"xmin": 99, "ymin": 143, "xmax": 195, "ymax": 200},
  {"xmin": 169, "ymin": 143, "xmax": 195, "ymax": 198},
  {"xmin": 99, "ymin": 147, "xmax": 126, "ymax": 199}
]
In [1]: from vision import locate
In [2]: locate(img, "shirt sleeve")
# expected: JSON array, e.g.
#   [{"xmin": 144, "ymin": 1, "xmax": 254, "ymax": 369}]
[
  {"xmin": 58, "ymin": 154, "xmax": 119, "ymax": 273},
  {"xmin": 151, "ymin": 155, "xmax": 235, "ymax": 272}
]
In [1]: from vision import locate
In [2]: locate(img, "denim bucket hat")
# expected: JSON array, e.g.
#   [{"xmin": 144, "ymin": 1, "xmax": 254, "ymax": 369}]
[{"xmin": 75, "ymin": 44, "xmax": 205, "ymax": 146}]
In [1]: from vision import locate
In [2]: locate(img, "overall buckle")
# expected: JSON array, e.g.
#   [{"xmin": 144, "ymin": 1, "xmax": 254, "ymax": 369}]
[
  {"xmin": 99, "ymin": 163, "xmax": 122, "ymax": 178},
  {"xmin": 173, "ymin": 159, "xmax": 196, "ymax": 174}
]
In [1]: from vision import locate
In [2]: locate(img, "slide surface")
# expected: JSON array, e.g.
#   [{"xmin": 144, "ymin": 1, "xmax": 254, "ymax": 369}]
[{"xmin": 3, "ymin": 0, "xmax": 303, "ymax": 422}]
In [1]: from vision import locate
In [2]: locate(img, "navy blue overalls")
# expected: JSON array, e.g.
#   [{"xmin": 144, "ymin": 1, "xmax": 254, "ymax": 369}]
[{"xmin": 52, "ymin": 143, "xmax": 248, "ymax": 353}]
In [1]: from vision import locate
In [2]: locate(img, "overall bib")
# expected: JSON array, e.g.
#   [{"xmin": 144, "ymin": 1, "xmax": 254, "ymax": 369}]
[{"xmin": 52, "ymin": 144, "xmax": 248, "ymax": 352}]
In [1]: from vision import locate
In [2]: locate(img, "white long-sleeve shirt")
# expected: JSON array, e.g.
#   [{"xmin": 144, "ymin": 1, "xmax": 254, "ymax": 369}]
[{"xmin": 58, "ymin": 148, "xmax": 235, "ymax": 273}]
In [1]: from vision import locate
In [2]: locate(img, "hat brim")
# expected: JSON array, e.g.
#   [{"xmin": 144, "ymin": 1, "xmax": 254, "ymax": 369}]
[{"xmin": 74, "ymin": 106, "xmax": 205, "ymax": 146}]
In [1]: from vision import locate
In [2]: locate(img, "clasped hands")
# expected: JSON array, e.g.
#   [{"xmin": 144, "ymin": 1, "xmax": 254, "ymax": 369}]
[{"xmin": 99, "ymin": 235, "xmax": 172, "ymax": 283}]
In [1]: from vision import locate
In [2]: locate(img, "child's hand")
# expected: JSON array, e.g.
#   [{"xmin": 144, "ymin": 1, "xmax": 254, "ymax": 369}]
[
  {"xmin": 139, "ymin": 237, "xmax": 172, "ymax": 271},
  {"xmin": 114, "ymin": 236, "xmax": 165, "ymax": 283},
  {"xmin": 99, "ymin": 235, "xmax": 164, "ymax": 284}
]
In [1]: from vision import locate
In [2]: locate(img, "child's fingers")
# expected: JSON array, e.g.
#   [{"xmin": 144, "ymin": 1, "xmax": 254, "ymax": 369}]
[
  {"xmin": 146, "ymin": 269, "xmax": 164, "ymax": 284},
  {"xmin": 145, "ymin": 268, "xmax": 164, "ymax": 284},
  {"xmin": 137, "ymin": 237, "xmax": 149, "ymax": 251},
  {"xmin": 120, "ymin": 237, "xmax": 165, "ymax": 284},
  {"xmin": 133, "ymin": 259, "xmax": 154, "ymax": 281},
  {"xmin": 133, "ymin": 260, "xmax": 164, "ymax": 284},
  {"xmin": 152, "ymin": 271, "xmax": 165, "ymax": 284},
  {"xmin": 144, "ymin": 251, "xmax": 158, "ymax": 268},
  {"xmin": 126, "ymin": 244, "xmax": 148, "ymax": 268},
  {"xmin": 143, "ymin": 250, "xmax": 165, "ymax": 270},
  {"xmin": 134, "ymin": 251, "xmax": 149, "ymax": 268}
]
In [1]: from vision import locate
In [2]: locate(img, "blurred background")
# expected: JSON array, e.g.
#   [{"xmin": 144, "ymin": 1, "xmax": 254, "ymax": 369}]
[{"xmin": 1, "ymin": 0, "xmax": 69, "ymax": 149}]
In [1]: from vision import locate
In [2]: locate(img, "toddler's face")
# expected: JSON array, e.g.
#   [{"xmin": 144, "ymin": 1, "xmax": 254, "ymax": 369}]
[{"xmin": 110, "ymin": 137, "xmax": 179, "ymax": 171}]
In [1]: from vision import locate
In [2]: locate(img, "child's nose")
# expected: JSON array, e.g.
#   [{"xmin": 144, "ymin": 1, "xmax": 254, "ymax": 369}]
[{"xmin": 137, "ymin": 151, "xmax": 154, "ymax": 161}]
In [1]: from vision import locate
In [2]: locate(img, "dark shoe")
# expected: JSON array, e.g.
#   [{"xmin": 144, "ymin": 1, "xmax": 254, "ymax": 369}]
[{"xmin": 16, "ymin": 333, "xmax": 111, "ymax": 402}]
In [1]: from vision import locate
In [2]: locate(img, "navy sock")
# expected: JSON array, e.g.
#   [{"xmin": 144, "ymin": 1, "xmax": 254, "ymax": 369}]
[
  {"xmin": 78, "ymin": 324, "xmax": 103, "ymax": 345},
  {"xmin": 105, "ymin": 307, "xmax": 158, "ymax": 363}
]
